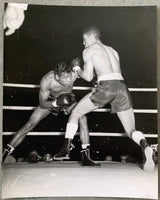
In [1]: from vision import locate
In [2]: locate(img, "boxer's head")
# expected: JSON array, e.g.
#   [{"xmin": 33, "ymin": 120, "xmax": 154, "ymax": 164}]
[
  {"xmin": 54, "ymin": 62, "xmax": 72, "ymax": 86},
  {"xmin": 83, "ymin": 26, "xmax": 101, "ymax": 48}
]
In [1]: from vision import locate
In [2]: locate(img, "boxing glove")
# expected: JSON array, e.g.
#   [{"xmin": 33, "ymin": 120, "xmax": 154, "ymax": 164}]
[
  {"xmin": 71, "ymin": 57, "xmax": 81, "ymax": 73},
  {"xmin": 52, "ymin": 93, "xmax": 76, "ymax": 108}
]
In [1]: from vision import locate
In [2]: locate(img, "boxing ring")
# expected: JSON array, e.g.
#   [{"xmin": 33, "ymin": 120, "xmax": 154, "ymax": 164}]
[
  {"xmin": 2, "ymin": 161, "xmax": 158, "ymax": 199},
  {"xmin": 2, "ymin": 83, "xmax": 158, "ymax": 199}
]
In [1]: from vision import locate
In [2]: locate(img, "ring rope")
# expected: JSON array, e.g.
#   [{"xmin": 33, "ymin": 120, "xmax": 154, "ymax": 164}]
[
  {"xmin": 2, "ymin": 106, "xmax": 158, "ymax": 113},
  {"xmin": 3, "ymin": 83, "xmax": 158, "ymax": 92},
  {"xmin": 2, "ymin": 132, "xmax": 158, "ymax": 138},
  {"xmin": 3, "ymin": 83, "xmax": 157, "ymax": 138}
]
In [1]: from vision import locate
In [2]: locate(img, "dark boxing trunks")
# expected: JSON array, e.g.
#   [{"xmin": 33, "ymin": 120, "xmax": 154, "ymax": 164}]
[
  {"xmin": 49, "ymin": 93, "xmax": 77, "ymax": 116},
  {"xmin": 90, "ymin": 80, "xmax": 133, "ymax": 113}
]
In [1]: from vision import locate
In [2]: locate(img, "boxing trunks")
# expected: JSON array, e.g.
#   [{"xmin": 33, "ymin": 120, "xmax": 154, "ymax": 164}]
[
  {"xmin": 48, "ymin": 93, "xmax": 77, "ymax": 116},
  {"xmin": 90, "ymin": 73, "xmax": 133, "ymax": 113}
]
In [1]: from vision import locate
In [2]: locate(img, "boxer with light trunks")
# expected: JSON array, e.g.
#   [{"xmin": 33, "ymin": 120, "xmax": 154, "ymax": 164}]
[
  {"xmin": 54, "ymin": 26, "xmax": 155, "ymax": 171},
  {"xmin": 2, "ymin": 61, "xmax": 100, "ymax": 166}
]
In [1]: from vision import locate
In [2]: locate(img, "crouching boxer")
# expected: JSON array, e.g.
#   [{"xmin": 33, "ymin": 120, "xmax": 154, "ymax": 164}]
[{"xmin": 2, "ymin": 61, "xmax": 100, "ymax": 166}]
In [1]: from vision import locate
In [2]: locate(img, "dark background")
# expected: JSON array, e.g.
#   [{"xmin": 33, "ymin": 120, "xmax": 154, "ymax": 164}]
[{"xmin": 3, "ymin": 5, "xmax": 157, "ymax": 162}]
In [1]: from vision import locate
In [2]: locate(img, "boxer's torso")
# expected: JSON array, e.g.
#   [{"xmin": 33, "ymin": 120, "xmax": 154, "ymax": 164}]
[
  {"xmin": 85, "ymin": 43, "xmax": 121, "ymax": 78},
  {"xmin": 42, "ymin": 71, "xmax": 76, "ymax": 98}
]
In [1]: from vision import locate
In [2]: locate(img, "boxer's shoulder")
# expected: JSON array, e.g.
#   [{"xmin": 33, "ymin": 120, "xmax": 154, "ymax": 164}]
[
  {"xmin": 40, "ymin": 71, "xmax": 55, "ymax": 89},
  {"xmin": 83, "ymin": 45, "xmax": 97, "ymax": 56}
]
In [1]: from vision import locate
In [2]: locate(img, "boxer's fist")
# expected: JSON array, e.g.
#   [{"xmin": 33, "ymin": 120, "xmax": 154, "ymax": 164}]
[
  {"xmin": 73, "ymin": 66, "xmax": 81, "ymax": 73},
  {"xmin": 71, "ymin": 57, "xmax": 81, "ymax": 67},
  {"xmin": 52, "ymin": 93, "xmax": 76, "ymax": 108},
  {"xmin": 57, "ymin": 93, "xmax": 74, "ymax": 107},
  {"xmin": 71, "ymin": 57, "xmax": 81, "ymax": 73}
]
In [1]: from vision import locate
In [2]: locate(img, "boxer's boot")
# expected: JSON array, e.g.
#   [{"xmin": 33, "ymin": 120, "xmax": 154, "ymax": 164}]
[
  {"xmin": 81, "ymin": 148, "xmax": 101, "ymax": 166},
  {"xmin": 2, "ymin": 144, "xmax": 15, "ymax": 163},
  {"xmin": 53, "ymin": 138, "xmax": 74, "ymax": 160},
  {"xmin": 140, "ymin": 139, "xmax": 155, "ymax": 171}
]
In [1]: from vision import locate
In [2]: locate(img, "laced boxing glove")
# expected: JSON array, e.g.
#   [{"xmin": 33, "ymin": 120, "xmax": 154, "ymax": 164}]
[
  {"xmin": 48, "ymin": 96, "xmax": 60, "ymax": 116},
  {"xmin": 52, "ymin": 93, "xmax": 76, "ymax": 108},
  {"xmin": 71, "ymin": 57, "xmax": 81, "ymax": 73}
]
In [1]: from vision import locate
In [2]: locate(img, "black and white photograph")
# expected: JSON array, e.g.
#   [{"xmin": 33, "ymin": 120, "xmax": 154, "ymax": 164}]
[{"xmin": 1, "ymin": 1, "xmax": 158, "ymax": 200}]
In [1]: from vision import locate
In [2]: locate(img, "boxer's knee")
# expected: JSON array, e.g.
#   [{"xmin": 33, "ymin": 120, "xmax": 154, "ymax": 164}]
[
  {"xmin": 79, "ymin": 115, "xmax": 87, "ymax": 125},
  {"xmin": 79, "ymin": 115, "xmax": 88, "ymax": 133},
  {"xmin": 70, "ymin": 108, "xmax": 83, "ymax": 121}
]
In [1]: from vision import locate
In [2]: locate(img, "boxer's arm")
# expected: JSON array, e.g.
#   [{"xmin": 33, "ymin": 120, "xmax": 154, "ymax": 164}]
[
  {"xmin": 77, "ymin": 50, "xmax": 94, "ymax": 82},
  {"xmin": 39, "ymin": 78, "xmax": 52, "ymax": 109}
]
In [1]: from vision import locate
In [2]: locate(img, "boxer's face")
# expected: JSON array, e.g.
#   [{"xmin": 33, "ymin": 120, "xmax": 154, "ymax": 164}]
[
  {"xmin": 83, "ymin": 33, "xmax": 94, "ymax": 48},
  {"xmin": 57, "ymin": 72, "xmax": 72, "ymax": 87},
  {"xmin": 83, "ymin": 34, "xmax": 90, "ymax": 48}
]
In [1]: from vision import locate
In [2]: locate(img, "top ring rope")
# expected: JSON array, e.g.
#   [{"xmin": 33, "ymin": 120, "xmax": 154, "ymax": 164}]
[{"xmin": 3, "ymin": 83, "xmax": 158, "ymax": 92}]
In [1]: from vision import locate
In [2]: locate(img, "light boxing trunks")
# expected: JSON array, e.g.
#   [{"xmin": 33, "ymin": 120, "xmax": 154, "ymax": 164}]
[
  {"xmin": 90, "ymin": 73, "xmax": 133, "ymax": 113},
  {"xmin": 48, "ymin": 93, "xmax": 77, "ymax": 116}
]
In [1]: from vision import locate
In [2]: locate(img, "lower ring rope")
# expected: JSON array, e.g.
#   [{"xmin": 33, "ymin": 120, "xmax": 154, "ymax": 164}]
[{"xmin": 2, "ymin": 132, "xmax": 158, "ymax": 138}]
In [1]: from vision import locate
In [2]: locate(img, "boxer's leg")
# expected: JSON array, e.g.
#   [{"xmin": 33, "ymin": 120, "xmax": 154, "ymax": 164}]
[
  {"xmin": 79, "ymin": 115, "xmax": 100, "ymax": 166},
  {"xmin": 65, "ymin": 92, "xmax": 99, "ymax": 139},
  {"xmin": 79, "ymin": 115, "xmax": 89, "ymax": 145},
  {"xmin": 117, "ymin": 108, "xmax": 155, "ymax": 171},
  {"xmin": 2, "ymin": 106, "xmax": 50, "ymax": 162},
  {"xmin": 54, "ymin": 93, "xmax": 99, "ymax": 160},
  {"xmin": 117, "ymin": 108, "xmax": 135, "ymax": 138}
]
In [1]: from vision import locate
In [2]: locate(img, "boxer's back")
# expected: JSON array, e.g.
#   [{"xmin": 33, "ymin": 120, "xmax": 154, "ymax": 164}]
[{"xmin": 89, "ymin": 43, "xmax": 121, "ymax": 77}]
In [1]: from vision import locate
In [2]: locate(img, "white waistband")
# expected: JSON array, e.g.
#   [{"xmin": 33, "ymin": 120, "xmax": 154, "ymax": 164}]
[{"xmin": 97, "ymin": 73, "xmax": 124, "ymax": 82}]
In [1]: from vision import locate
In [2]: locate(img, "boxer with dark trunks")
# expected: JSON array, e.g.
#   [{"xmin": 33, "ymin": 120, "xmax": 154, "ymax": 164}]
[
  {"xmin": 54, "ymin": 26, "xmax": 155, "ymax": 171},
  {"xmin": 2, "ymin": 61, "xmax": 100, "ymax": 166},
  {"xmin": 90, "ymin": 79, "xmax": 132, "ymax": 113}
]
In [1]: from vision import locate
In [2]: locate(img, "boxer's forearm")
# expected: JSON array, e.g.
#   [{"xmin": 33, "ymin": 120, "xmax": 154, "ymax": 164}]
[
  {"xmin": 78, "ymin": 69, "xmax": 93, "ymax": 82},
  {"xmin": 39, "ymin": 100, "xmax": 52, "ymax": 109}
]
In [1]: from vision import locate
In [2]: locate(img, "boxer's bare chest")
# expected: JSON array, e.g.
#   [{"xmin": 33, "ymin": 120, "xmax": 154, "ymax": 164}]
[{"xmin": 49, "ymin": 81, "xmax": 73, "ymax": 97}]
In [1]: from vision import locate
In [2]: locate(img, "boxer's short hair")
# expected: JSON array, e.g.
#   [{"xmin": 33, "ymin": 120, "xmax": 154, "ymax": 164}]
[
  {"xmin": 54, "ymin": 62, "xmax": 72, "ymax": 76},
  {"xmin": 83, "ymin": 26, "xmax": 101, "ymax": 39}
]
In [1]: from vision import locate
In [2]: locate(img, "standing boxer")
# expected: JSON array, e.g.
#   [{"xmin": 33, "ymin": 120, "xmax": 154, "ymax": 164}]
[
  {"xmin": 54, "ymin": 26, "xmax": 155, "ymax": 171},
  {"xmin": 2, "ymin": 61, "xmax": 100, "ymax": 166}
]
